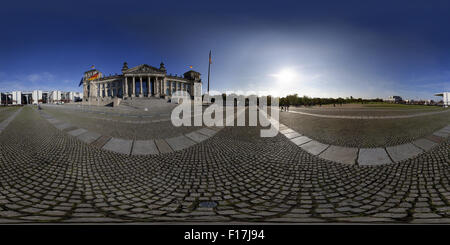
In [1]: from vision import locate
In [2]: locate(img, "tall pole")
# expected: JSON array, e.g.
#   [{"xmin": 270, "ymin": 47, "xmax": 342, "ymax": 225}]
[{"xmin": 207, "ymin": 50, "xmax": 211, "ymax": 94}]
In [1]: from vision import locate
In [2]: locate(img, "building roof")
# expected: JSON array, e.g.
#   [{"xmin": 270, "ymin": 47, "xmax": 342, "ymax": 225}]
[
  {"xmin": 123, "ymin": 64, "xmax": 165, "ymax": 74},
  {"xmin": 435, "ymin": 92, "xmax": 449, "ymax": 96}
]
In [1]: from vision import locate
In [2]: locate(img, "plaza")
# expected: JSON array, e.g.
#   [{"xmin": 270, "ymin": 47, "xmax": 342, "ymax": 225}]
[{"xmin": 0, "ymin": 101, "xmax": 448, "ymax": 224}]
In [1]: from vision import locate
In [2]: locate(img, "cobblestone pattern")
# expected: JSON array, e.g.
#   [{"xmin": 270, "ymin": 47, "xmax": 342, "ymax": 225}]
[
  {"xmin": 0, "ymin": 107, "xmax": 448, "ymax": 224},
  {"xmin": 277, "ymin": 121, "xmax": 448, "ymax": 165},
  {"xmin": 38, "ymin": 109, "xmax": 223, "ymax": 155},
  {"xmin": 41, "ymin": 106, "xmax": 204, "ymax": 140}
]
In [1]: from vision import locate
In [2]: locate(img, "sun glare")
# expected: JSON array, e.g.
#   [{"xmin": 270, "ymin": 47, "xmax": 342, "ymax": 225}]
[
  {"xmin": 275, "ymin": 68, "xmax": 297, "ymax": 83},
  {"xmin": 270, "ymin": 68, "xmax": 301, "ymax": 96}
]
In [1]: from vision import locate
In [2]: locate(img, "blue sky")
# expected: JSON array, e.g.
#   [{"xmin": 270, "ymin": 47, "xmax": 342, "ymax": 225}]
[{"xmin": 0, "ymin": 0, "xmax": 449, "ymax": 100}]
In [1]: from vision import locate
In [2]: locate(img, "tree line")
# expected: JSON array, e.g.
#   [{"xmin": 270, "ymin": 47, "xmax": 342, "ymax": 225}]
[{"xmin": 279, "ymin": 94, "xmax": 383, "ymax": 106}]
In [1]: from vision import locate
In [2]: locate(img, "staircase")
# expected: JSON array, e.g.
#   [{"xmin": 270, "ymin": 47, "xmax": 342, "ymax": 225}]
[{"xmin": 119, "ymin": 97, "xmax": 176, "ymax": 110}]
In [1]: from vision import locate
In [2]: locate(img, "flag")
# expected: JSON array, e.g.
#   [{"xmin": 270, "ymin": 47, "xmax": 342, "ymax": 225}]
[
  {"xmin": 209, "ymin": 50, "xmax": 212, "ymax": 64},
  {"xmin": 88, "ymin": 73, "xmax": 99, "ymax": 80},
  {"xmin": 78, "ymin": 77, "xmax": 83, "ymax": 87}
]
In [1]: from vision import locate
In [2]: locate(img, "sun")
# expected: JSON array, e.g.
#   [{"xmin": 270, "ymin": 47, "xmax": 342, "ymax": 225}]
[
  {"xmin": 275, "ymin": 68, "xmax": 297, "ymax": 83},
  {"xmin": 267, "ymin": 68, "xmax": 302, "ymax": 97}
]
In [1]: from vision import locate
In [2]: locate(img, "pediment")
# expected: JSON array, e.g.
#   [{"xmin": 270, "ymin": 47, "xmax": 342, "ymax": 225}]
[{"xmin": 125, "ymin": 64, "xmax": 162, "ymax": 74}]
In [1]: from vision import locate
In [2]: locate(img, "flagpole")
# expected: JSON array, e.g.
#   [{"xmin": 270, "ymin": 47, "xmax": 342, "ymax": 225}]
[{"xmin": 207, "ymin": 50, "xmax": 211, "ymax": 94}]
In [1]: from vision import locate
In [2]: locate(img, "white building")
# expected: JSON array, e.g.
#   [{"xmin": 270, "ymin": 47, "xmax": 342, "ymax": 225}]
[
  {"xmin": 384, "ymin": 95, "xmax": 403, "ymax": 103},
  {"xmin": 49, "ymin": 90, "xmax": 62, "ymax": 103},
  {"xmin": 11, "ymin": 91, "xmax": 22, "ymax": 105},
  {"xmin": 435, "ymin": 92, "xmax": 449, "ymax": 107},
  {"xmin": 32, "ymin": 90, "xmax": 43, "ymax": 104}
]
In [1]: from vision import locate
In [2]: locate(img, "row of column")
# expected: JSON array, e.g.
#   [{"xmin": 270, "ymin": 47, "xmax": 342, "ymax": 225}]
[
  {"xmin": 166, "ymin": 81, "xmax": 190, "ymax": 96},
  {"xmin": 123, "ymin": 76, "xmax": 190, "ymax": 97},
  {"xmin": 97, "ymin": 82, "xmax": 118, "ymax": 98},
  {"xmin": 123, "ymin": 76, "xmax": 162, "ymax": 98},
  {"xmin": 92, "ymin": 77, "xmax": 192, "ymax": 99}
]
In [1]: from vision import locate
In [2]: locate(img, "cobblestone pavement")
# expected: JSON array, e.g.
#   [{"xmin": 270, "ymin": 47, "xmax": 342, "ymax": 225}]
[
  {"xmin": 41, "ymin": 106, "xmax": 204, "ymax": 140},
  {"xmin": 0, "ymin": 107, "xmax": 449, "ymax": 223}
]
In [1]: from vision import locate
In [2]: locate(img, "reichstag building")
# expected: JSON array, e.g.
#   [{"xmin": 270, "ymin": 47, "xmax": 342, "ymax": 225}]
[{"xmin": 82, "ymin": 62, "xmax": 202, "ymax": 105}]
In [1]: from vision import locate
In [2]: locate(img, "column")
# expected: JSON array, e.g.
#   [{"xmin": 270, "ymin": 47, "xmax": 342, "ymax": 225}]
[
  {"xmin": 139, "ymin": 76, "xmax": 143, "ymax": 97},
  {"xmin": 124, "ymin": 77, "xmax": 128, "ymax": 98},
  {"xmin": 153, "ymin": 77, "xmax": 156, "ymax": 96},
  {"xmin": 132, "ymin": 76, "xmax": 136, "ymax": 97},
  {"xmin": 147, "ymin": 76, "xmax": 151, "ymax": 96},
  {"xmin": 155, "ymin": 77, "xmax": 159, "ymax": 96},
  {"xmin": 167, "ymin": 79, "xmax": 170, "ymax": 96}
]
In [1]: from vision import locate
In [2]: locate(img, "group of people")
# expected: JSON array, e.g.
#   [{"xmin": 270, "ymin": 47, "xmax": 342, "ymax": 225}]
[{"xmin": 280, "ymin": 103, "xmax": 290, "ymax": 111}]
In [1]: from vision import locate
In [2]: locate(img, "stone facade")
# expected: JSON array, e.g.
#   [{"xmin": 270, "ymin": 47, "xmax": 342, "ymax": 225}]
[{"xmin": 82, "ymin": 62, "xmax": 202, "ymax": 103}]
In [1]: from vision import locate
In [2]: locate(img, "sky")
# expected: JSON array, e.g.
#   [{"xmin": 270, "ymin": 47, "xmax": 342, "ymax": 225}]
[{"xmin": 1, "ymin": 0, "xmax": 450, "ymax": 100}]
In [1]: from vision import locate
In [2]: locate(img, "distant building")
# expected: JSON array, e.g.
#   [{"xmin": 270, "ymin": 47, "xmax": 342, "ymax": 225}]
[
  {"xmin": 0, "ymin": 90, "xmax": 82, "ymax": 105},
  {"xmin": 384, "ymin": 95, "xmax": 403, "ymax": 103},
  {"xmin": 435, "ymin": 92, "xmax": 449, "ymax": 107},
  {"xmin": 11, "ymin": 91, "xmax": 22, "ymax": 105},
  {"xmin": 32, "ymin": 90, "xmax": 43, "ymax": 104}
]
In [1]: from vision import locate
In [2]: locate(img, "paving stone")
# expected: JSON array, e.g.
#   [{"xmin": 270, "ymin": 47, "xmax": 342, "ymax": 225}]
[
  {"xmin": 91, "ymin": 135, "xmax": 112, "ymax": 148},
  {"xmin": 426, "ymin": 135, "xmax": 444, "ymax": 143},
  {"xmin": 67, "ymin": 128, "xmax": 88, "ymax": 137},
  {"xmin": 197, "ymin": 128, "xmax": 218, "ymax": 137},
  {"xmin": 319, "ymin": 145, "xmax": 358, "ymax": 165},
  {"xmin": 290, "ymin": 136, "xmax": 312, "ymax": 146},
  {"xmin": 132, "ymin": 140, "xmax": 159, "ymax": 155},
  {"xmin": 165, "ymin": 135, "xmax": 196, "ymax": 151},
  {"xmin": 284, "ymin": 132, "xmax": 302, "ymax": 139},
  {"xmin": 433, "ymin": 129, "xmax": 449, "ymax": 138},
  {"xmin": 300, "ymin": 140, "xmax": 329, "ymax": 155},
  {"xmin": 185, "ymin": 131, "xmax": 210, "ymax": 143},
  {"xmin": 386, "ymin": 143, "xmax": 423, "ymax": 162},
  {"xmin": 47, "ymin": 118, "xmax": 61, "ymax": 124},
  {"xmin": 412, "ymin": 138, "xmax": 437, "ymax": 151},
  {"xmin": 76, "ymin": 131, "xmax": 102, "ymax": 144},
  {"xmin": 154, "ymin": 139, "xmax": 173, "ymax": 153},
  {"xmin": 54, "ymin": 122, "xmax": 73, "ymax": 130},
  {"xmin": 102, "ymin": 138, "xmax": 133, "ymax": 155},
  {"xmin": 441, "ymin": 125, "xmax": 450, "ymax": 132},
  {"xmin": 280, "ymin": 128, "xmax": 295, "ymax": 134},
  {"xmin": 358, "ymin": 148, "xmax": 393, "ymax": 165}
]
